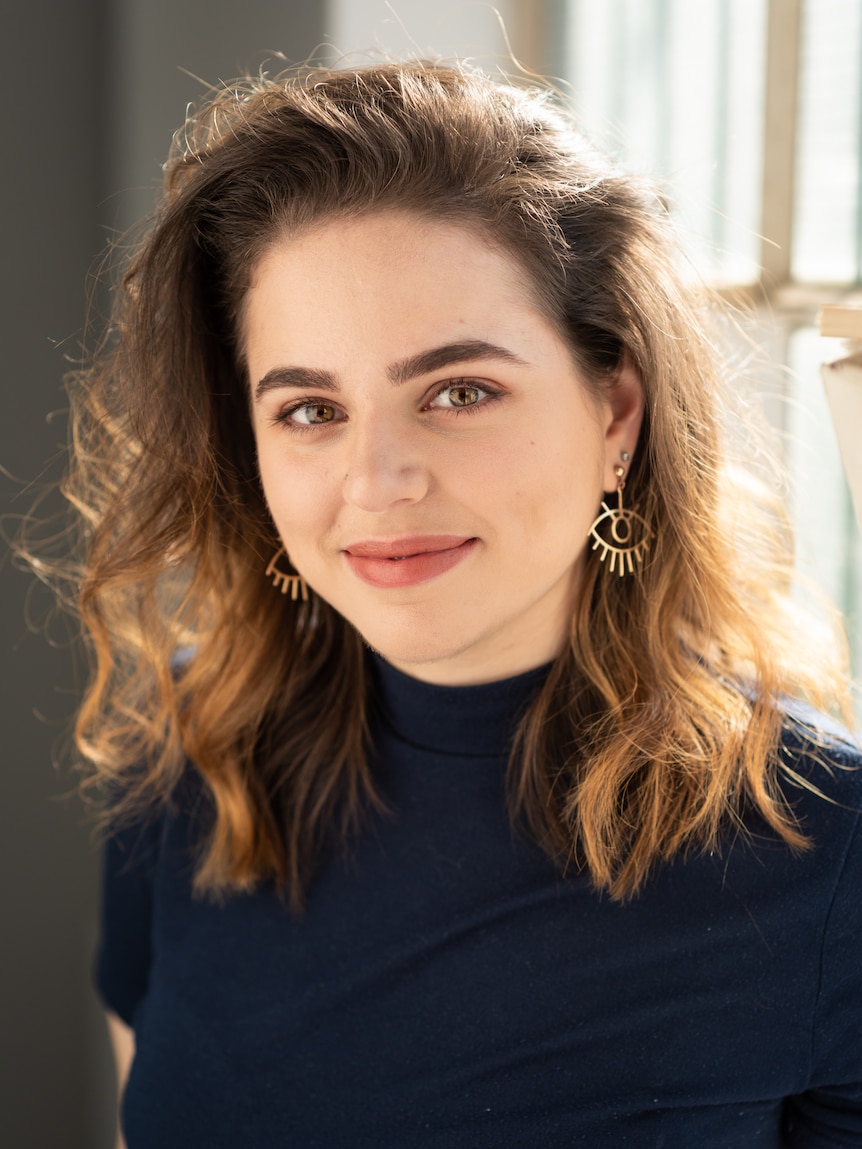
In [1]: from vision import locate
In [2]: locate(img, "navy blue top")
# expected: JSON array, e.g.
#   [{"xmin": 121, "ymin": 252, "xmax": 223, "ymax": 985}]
[{"xmin": 97, "ymin": 657, "xmax": 862, "ymax": 1147}]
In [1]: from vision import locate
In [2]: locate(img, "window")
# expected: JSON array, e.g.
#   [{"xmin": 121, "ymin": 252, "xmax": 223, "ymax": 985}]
[{"xmin": 556, "ymin": 0, "xmax": 862, "ymax": 698}]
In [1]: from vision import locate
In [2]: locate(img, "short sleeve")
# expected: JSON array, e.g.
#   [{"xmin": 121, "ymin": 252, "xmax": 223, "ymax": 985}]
[
  {"xmin": 93, "ymin": 815, "xmax": 161, "ymax": 1026},
  {"xmin": 784, "ymin": 746, "xmax": 862, "ymax": 1147}
]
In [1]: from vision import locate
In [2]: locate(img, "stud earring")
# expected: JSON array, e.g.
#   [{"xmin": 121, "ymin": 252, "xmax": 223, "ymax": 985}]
[
  {"xmin": 588, "ymin": 460, "xmax": 652, "ymax": 576},
  {"xmin": 265, "ymin": 548, "xmax": 309, "ymax": 601}
]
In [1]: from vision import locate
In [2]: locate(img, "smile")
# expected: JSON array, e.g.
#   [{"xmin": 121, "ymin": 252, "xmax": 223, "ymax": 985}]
[{"xmin": 342, "ymin": 536, "xmax": 478, "ymax": 588}]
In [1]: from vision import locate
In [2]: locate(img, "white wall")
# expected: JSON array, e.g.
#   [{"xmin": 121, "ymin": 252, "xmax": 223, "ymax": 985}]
[{"xmin": 326, "ymin": 0, "xmax": 518, "ymax": 70}]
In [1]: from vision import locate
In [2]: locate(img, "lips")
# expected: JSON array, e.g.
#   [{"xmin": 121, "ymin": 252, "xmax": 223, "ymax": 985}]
[{"xmin": 343, "ymin": 535, "xmax": 478, "ymax": 588}]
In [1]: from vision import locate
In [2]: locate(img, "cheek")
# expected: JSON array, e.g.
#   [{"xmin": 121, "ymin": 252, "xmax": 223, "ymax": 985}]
[
  {"xmin": 508, "ymin": 417, "xmax": 604, "ymax": 511},
  {"xmin": 255, "ymin": 441, "xmax": 284, "ymax": 517},
  {"xmin": 256, "ymin": 443, "xmax": 330, "ymax": 536}
]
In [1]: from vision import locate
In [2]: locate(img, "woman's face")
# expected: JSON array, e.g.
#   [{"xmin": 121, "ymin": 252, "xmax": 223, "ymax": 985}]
[{"xmin": 245, "ymin": 210, "xmax": 643, "ymax": 685}]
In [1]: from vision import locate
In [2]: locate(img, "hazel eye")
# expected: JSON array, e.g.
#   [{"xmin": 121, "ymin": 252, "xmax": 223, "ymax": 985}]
[
  {"xmin": 449, "ymin": 384, "xmax": 481, "ymax": 408},
  {"xmin": 429, "ymin": 383, "xmax": 484, "ymax": 409},
  {"xmin": 290, "ymin": 402, "xmax": 339, "ymax": 426}
]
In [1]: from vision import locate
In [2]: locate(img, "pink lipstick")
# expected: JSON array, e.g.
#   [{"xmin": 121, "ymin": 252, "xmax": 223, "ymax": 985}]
[{"xmin": 343, "ymin": 535, "xmax": 478, "ymax": 588}]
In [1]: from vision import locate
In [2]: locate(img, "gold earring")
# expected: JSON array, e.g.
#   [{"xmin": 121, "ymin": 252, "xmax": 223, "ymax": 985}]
[
  {"xmin": 588, "ymin": 462, "xmax": 652, "ymax": 576},
  {"xmin": 265, "ymin": 549, "xmax": 309, "ymax": 601}
]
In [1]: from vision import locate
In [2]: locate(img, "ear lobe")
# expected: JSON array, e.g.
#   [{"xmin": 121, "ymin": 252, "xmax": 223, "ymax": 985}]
[{"xmin": 602, "ymin": 352, "xmax": 645, "ymax": 489}]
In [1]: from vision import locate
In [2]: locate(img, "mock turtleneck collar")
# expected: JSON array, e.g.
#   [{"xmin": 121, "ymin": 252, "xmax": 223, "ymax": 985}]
[{"xmin": 369, "ymin": 651, "xmax": 552, "ymax": 758}]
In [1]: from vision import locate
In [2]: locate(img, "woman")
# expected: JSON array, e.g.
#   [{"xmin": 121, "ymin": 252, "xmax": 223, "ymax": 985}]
[{"xmin": 56, "ymin": 62, "xmax": 860, "ymax": 1146}]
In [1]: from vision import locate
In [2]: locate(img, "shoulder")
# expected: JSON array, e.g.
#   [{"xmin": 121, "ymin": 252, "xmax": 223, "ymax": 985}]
[
  {"xmin": 102, "ymin": 758, "xmax": 208, "ymax": 865},
  {"xmin": 776, "ymin": 697, "xmax": 862, "ymax": 801},
  {"xmin": 768, "ymin": 699, "xmax": 862, "ymax": 873}
]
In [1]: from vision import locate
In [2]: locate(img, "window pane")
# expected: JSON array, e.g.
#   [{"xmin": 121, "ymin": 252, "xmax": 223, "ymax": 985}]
[
  {"xmin": 565, "ymin": 0, "xmax": 767, "ymax": 283},
  {"xmin": 785, "ymin": 328, "xmax": 862, "ymax": 688},
  {"xmin": 792, "ymin": 0, "xmax": 862, "ymax": 283}
]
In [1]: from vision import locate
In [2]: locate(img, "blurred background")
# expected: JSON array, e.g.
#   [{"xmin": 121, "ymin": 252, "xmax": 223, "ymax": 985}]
[{"xmin": 2, "ymin": 1, "xmax": 860, "ymax": 1144}]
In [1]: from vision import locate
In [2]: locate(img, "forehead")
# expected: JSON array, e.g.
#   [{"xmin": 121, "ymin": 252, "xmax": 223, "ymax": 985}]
[{"xmin": 240, "ymin": 209, "xmax": 561, "ymax": 366}]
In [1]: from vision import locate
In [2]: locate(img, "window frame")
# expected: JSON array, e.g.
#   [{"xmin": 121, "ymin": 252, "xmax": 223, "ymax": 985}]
[{"xmin": 517, "ymin": 0, "xmax": 862, "ymax": 694}]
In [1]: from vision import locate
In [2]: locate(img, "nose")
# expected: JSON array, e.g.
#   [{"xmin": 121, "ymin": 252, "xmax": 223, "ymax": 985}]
[{"xmin": 342, "ymin": 417, "xmax": 429, "ymax": 513}]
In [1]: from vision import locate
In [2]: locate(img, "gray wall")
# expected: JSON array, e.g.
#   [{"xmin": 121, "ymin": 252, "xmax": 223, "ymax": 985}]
[{"xmin": 2, "ymin": 4, "xmax": 326, "ymax": 1145}]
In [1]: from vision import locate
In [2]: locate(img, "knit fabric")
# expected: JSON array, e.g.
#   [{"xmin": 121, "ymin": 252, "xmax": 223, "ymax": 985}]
[{"xmin": 96, "ymin": 656, "xmax": 862, "ymax": 1147}]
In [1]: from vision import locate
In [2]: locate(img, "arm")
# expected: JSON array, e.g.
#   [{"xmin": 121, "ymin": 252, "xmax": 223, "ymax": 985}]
[
  {"xmin": 96, "ymin": 819, "xmax": 157, "ymax": 1149},
  {"xmin": 107, "ymin": 1010, "xmax": 134, "ymax": 1149}
]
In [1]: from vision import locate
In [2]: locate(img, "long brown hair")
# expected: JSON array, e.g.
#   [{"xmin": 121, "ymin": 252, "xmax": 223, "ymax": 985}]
[{"xmin": 41, "ymin": 62, "xmax": 851, "ymax": 905}]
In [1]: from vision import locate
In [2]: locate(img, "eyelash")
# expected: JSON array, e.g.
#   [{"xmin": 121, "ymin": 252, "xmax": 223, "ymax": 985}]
[{"xmin": 270, "ymin": 379, "xmax": 503, "ymax": 433}]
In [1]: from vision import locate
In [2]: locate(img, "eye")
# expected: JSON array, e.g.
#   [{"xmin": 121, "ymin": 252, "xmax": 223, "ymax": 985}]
[
  {"xmin": 281, "ymin": 401, "xmax": 343, "ymax": 427},
  {"xmin": 427, "ymin": 381, "xmax": 498, "ymax": 411}
]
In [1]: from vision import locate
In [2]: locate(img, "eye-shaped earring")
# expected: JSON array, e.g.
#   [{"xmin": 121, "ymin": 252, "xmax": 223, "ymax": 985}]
[
  {"xmin": 588, "ymin": 458, "xmax": 652, "ymax": 576},
  {"xmin": 265, "ymin": 548, "xmax": 309, "ymax": 601}
]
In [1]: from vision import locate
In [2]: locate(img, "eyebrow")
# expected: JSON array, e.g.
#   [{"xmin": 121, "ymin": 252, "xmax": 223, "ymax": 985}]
[{"xmin": 253, "ymin": 339, "xmax": 530, "ymax": 402}]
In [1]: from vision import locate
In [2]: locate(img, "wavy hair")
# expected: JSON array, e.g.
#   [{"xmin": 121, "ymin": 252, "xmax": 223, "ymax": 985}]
[{"xmin": 41, "ymin": 61, "xmax": 851, "ymax": 905}]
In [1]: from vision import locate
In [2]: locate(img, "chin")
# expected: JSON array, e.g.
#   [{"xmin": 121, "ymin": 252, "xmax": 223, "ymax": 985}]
[
  {"xmin": 355, "ymin": 618, "xmax": 482, "ymax": 679},
  {"xmin": 363, "ymin": 633, "xmax": 463, "ymax": 671}
]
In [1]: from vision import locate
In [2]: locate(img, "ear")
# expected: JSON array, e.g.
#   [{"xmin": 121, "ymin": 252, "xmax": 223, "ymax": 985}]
[{"xmin": 600, "ymin": 352, "xmax": 645, "ymax": 491}]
